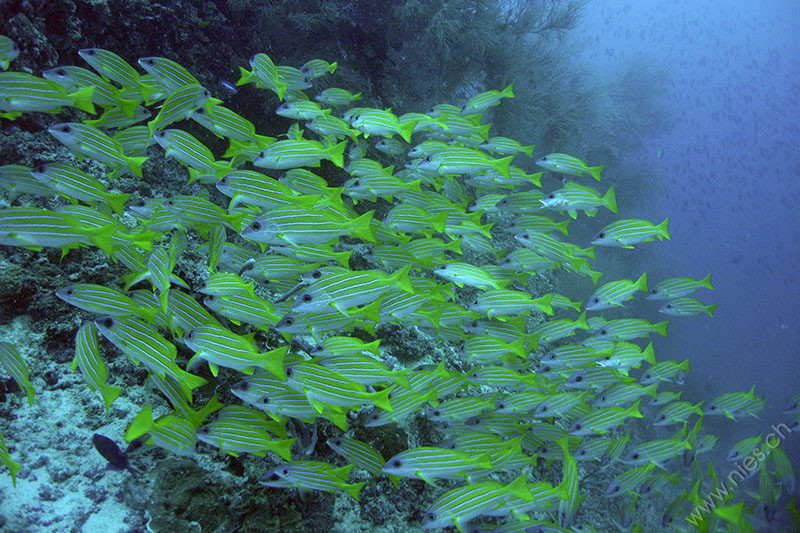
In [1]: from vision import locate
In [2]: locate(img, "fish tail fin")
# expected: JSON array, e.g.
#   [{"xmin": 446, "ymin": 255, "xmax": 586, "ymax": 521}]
[
  {"xmin": 495, "ymin": 156, "xmax": 513, "ymax": 178},
  {"xmin": 653, "ymin": 320, "xmax": 669, "ymax": 337},
  {"xmin": 642, "ymin": 342, "xmax": 656, "ymax": 365},
  {"xmin": 125, "ymin": 404, "xmax": 154, "ymax": 441},
  {"xmin": 274, "ymin": 81, "xmax": 287, "ymax": 101},
  {"xmin": 7, "ymin": 456, "xmax": 22, "ymax": 487},
  {"xmin": 390, "ymin": 264, "xmax": 414, "ymax": 294},
  {"xmin": 501, "ymin": 83, "xmax": 515, "ymax": 99},
  {"xmin": 588, "ymin": 165, "xmax": 604, "ymax": 182},
  {"xmin": 344, "ymin": 481, "xmax": 366, "ymax": 501},
  {"xmin": 269, "ymin": 438, "xmax": 295, "ymax": 461},
  {"xmin": 260, "ymin": 345, "xmax": 288, "ymax": 380},
  {"xmin": 116, "ymin": 97, "xmax": 140, "ymax": 119},
  {"xmin": 657, "ymin": 217, "xmax": 670, "ymax": 240},
  {"xmin": 574, "ymin": 311, "xmax": 589, "ymax": 331},
  {"xmin": 636, "ymin": 271, "xmax": 648, "ymax": 293},
  {"xmin": 603, "ymin": 185, "xmax": 618, "ymax": 213},
  {"xmin": 398, "ymin": 120, "xmax": 417, "ymax": 143},
  {"xmin": 69, "ymin": 85, "xmax": 96, "ymax": 114},
  {"xmin": 103, "ymin": 192, "xmax": 130, "ymax": 216},
  {"xmin": 349, "ymin": 211, "xmax": 376, "ymax": 242},
  {"xmin": 86, "ymin": 223, "xmax": 117, "ymax": 256},
  {"xmin": 328, "ymin": 140, "xmax": 347, "ymax": 168},
  {"xmin": 236, "ymin": 66, "xmax": 252, "ymax": 86},
  {"xmin": 533, "ymin": 293, "xmax": 554, "ymax": 316},
  {"xmin": 99, "ymin": 383, "xmax": 123, "ymax": 414},
  {"xmin": 125, "ymin": 155, "xmax": 148, "ymax": 179},
  {"xmin": 700, "ymin": 273, "xmax": 714, "ymax": 290},
  {"xmin": 627, "ymin": 399, "xmax": 644, "ymax": 418},
  {"xmin": 705, "ymin": 303, "xmax": 718, "ymax": 317},
  {"xmin": 370, "ymin": 387, "xmax": 393, "ymax": 412},
  {"xmin": 480, "ymin": 221, "xmax": 494, "ymax": 239}
]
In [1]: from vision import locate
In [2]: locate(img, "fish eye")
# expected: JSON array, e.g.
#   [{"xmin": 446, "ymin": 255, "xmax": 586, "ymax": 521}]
[
  {"xmin": 643, "ymin": 373, "xmax": 651, "ymax": 380},
  {"xmin": 392, "ymin": 460, "xmax": 402, "ymax": 467},
  {"xmin": 284, "ymin": 317, "xmax": 294, "ymax": 325},
  {"xmin": 496, "ymin": 402, "xmax": 505, "ymax": 410},
  {"xmin": 423, "ymin": 156, "xmax": 431, "ymax": 162},
  {"xmin": 285, "ymin": 368, "xmax": 293, "ymax": 377},
  {"xmin": 666, "ymin": 304, "xmax": 672, "ymax": 309},
  {"xmin": 599, "ymin": 329, "xmax": 607, "ymax": 335},
  {"xmin": 102, "ymin": 317, "xmax": 113, "ymax": 327},
  {"xmin": 312, "ymin": 270, "xmax": 322, "ymax": 279},
  {"xmin": 541, "ymin": 156, "xmax": 547, "ymax": 161},
  {"xmin": 574, "ymin": 375, "xmax": 583, "ymax": 382},
  {"xmin": 87, "ymin": 49, "xmax": 96, "ymax": 56},
  {"xmin": 426, "ymin": 512, "xmax": 436, "ymax": 521},
  {"xmin": 333, "ymin": 439, "xmax": 341, "ymax": 445},
  {"xmin": 547, "ymin": 193, "xmax": 555, "ymax": 199},
  {"xmin": 632, "ymin": 452, "xmax": 639, "ymax": 459},
  {"xmin": 302, "ymin": 294, "xmax": 312, "ymax": 303},
  {"xmin": 540, "ymin": 406, "xmax": 548, "ymax": 412},
  {"xmin": 61, "ymin": 125, "xmax": 72, "ymax": 133},
  {"xmin": 651, "ymin": 289, "xmax": 658, "ymax": 294},
  {"xmin": 709, "ymin": 405, "xmax": 716, "ymax": 410},
  {"xmin": 251, "ymin": 221, "xmax": 261, "ymax": 231},
  {"xmin": 574, "ymin": 424, "xmax": 581, "ymax": 430},
  {"xmin": 203, "ymin": 89, "xmax": 210, "ymax": 98},
  {"xmin": 431, "ymin": 409, "xmax": 440, "ymax": 416},
  {"xmin": 260, "ymin": 397, "xmax": 270, "ymax": 404},
  {"xmin": 352, "ymin": 180, "xmax": 359, "ymax": 187},
  {"xmin": 65, "ymin": 289, "xmax": 73, "ymax": 295},
  {"xmin": 598, "ymin": 232, "xmax": 605, "ymax": 238},
  {"xmin": 591, "ymin": 297, "xmax": 599, "ymax": 303},
  {"xmin": 56, "ymin": 68, "xmax": 66, "ymax": 76},
  {"xmin": 521, "ymin": 233, "xmax": 528, "ymax": 239},
  {"xmin": 609, "ymin": 484, "xmax": 619, "ymax": 493},
  {"xmin": 145, "ymin": 59, "xmax": 155, "ymax": 65}
]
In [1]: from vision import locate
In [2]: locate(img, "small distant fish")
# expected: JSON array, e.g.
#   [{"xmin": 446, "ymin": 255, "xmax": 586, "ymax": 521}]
[
  {"xmin": 0, "ymin": 35, "xmax": 20, "ymax": 70},
  {"xmin": 647, "ymin": 274, "xmax": 714, "ymax": 300},
  {"xmin": 592, "ymin": 218, "xmax": 670, "ymax": 249},
  {"xmin": 0, "ymin": 342, "xmax": 35, "ymax": 406},
  {"xmin": 659, "ymin": 297, "xmax": 717, "ymax": 317},
  {"xmin": 219, "ymin": 80, "xmax": 238, "ymax": 96},
  {"xmin": 536, "ymin": 153, "xmax": 603, "ymax": 181},
  {"xmin": 461, "ymin": 83, "xmax": 514, "ymax": 115}
]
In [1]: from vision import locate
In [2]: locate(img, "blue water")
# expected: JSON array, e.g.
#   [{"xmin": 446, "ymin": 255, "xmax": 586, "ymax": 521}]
[{"xmin": 576, "ymin": 0, "xmax": 800, "ymax": 497}]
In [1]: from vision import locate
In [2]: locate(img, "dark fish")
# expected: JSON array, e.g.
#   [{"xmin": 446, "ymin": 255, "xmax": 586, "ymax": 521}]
[
  {"xmin": 219, "ymin": 80, "xmax": 238, "ymax": 96},
  {"xmin": 92, "ymin": 433, "xmax": 139, "ymax": 476}
]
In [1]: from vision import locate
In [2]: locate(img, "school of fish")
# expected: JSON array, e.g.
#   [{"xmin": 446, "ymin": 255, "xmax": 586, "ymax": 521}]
[{"xmin": 0, "ymin": 36, "xmax": 798, "ymax": 532}]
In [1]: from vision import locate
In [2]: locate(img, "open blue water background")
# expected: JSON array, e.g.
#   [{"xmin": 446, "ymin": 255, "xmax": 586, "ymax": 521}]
[{"xmin": 573, "ymin": 0, "xmax": 799, "ymax": 478}]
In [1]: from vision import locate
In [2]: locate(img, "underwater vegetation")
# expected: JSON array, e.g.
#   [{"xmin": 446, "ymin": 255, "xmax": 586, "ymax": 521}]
[{"xmin": 0, "ymin": 2, "xmax": 798, "ymax": 532}]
